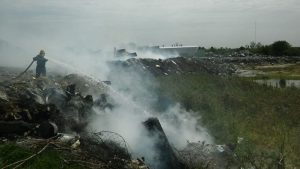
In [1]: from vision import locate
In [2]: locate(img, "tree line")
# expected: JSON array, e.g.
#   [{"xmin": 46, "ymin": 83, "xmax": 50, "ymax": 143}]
[{"xmin": 246, "ymin": 40, "xmax": 300, "ymax": 56}]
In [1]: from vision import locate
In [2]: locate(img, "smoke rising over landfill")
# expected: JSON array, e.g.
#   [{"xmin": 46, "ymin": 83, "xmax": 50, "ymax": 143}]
[
  {"xmin": 0, "ymin": 1, "xmax": 217, "ymax": 167},
  {"xmin": 0, "ymin": 0, "xmax": 298, "ymax": 143},
  {"xmin": 1, "ymin": 0, "xmax": 300, "ymax": 168}
]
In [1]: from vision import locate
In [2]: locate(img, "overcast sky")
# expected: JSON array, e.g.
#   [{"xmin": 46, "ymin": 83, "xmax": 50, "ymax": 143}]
[{"xmin": 0, "ymin": 0, "xmax": 299, "ymax": 50}]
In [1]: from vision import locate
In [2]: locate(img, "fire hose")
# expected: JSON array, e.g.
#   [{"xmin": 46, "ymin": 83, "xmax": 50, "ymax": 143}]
[
  {"xmin": 14, "ymin": 60, "xmax": 35, "ymax": 79},
  {"xmin": 11, "ymin": 58, "xmax": 111, "ymax": 85}
]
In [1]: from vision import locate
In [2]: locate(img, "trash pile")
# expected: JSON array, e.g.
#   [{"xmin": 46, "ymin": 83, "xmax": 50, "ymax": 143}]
[
  {"xmin": 0, "ymin": 72, "xmax": 145, "ymax": 168},
  {"xmin": 0, "ymin": 70, "xmax": 190, "ymax": 169},
  {"xmin": 0, "ymin": 71, "xmax": 187, "ymax": 168},
  {"xmin": 0, "ymin": 67, "xmax": 235, "ymax": 169},
  {"xmin": 110, "ymin": 57, "xmax": 237, "ymax": 77},
  {"xmin": 0, "ymin": 73, "xmax": 109, "ymax": 138},
  {"xmin": 211, "ymin": 56, "xmax": 300, "ymax": 66},
  {"xmin": 110, "ymin": 55, "xmax": 300, "ymax": 78}
]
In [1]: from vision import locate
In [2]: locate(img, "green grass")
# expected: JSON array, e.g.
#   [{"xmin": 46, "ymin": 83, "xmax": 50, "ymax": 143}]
[
  {"xmin": 156, "ymin": 73, "xmax": 300, "ymax": 168},
  {"xmin": 0, "ymin": 144, "xmax": 83, "ymax": 169}
]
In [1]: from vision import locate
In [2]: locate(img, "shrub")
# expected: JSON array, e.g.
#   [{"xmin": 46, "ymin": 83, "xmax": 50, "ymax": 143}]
[{"xmin": 271, "ymin": 41, "xmax": 291, "ymax": 56}]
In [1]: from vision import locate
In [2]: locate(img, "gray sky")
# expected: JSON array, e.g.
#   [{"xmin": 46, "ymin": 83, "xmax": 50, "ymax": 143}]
[{"xmin": 0, "ymin": 0, "xmax": 299, "ymax": 50}]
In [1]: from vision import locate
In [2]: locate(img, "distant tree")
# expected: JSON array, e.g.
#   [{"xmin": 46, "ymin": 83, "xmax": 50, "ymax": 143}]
[
  {"xmin": 285, "ymin": 47, "xmax": 300, "ymax": 56},
  {"xmin": 259, "ymin": 45, "xmax": 271, "ymax": 55},
  {"xmin": 249, "ymin": 41, "xmax": 262, "ymax": 49},
  {"xmin": 239, "ymin": 46, "xmax": 246, "ymax": 50},
  {"xmin": 271, "ymin": 41, "xmax": 291, "ymax": 56},
  {"xmin": 209, "ymin": 47, "xmax": 216, "ymax": 52},
  {"xmin": 248, "ymin": 42, "xmax": 269, "ymax": 55}
]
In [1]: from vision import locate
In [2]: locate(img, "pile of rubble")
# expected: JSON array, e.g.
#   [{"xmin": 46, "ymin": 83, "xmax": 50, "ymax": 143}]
[
  {"xmin": 0, "ymin": 70, "xmax": 185, "ymax": 169},
  {"xmin": 0, "ymin": 72, "xmax": 151, "ymax": 168},
  {"xmin": 109, "ymin": 55, "xmax": 300, "ymax": 78},
  {"xmin": 0, "ymin": 67, "xmax": 238, "ymax": 169},
  {"xmin": 207, "ymin": 56, "xmax": 300, "ymax": 67},
  {"xmin": 0, "ymin": 73, "xmax": 109, "ymax": 138},
  {"xmin": 110, "ymin": 57, "xmax": 237, "ymax": 77}
]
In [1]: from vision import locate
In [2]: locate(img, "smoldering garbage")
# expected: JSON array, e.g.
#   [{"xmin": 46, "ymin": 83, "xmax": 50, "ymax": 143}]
[
  {"xmin": 0, "ymin": 75, "xmax": 96, "ymax": 138},
  {"xmin": 0, "ymin": 67, "xmax": 234, "ymax": 169},
  {"xmin": 0, "ymin": 73, "xmax": 165, "ymax": 169},
  {"xmin": 143, "ymin": 117, "xmax": 185, "ymax": 169}
]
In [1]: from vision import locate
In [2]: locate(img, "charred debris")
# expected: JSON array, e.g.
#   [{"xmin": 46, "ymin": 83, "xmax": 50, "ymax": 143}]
[
  {"xmin": 1, "ymin": 54, "xmax": 278, "ymax": 168},
  {"xmin": 0, "ymin": 73, "xmax": 138, "ymax": 169},
  {"xmin": 0, "ymin": 70, "xmax": 198, "ymax": 169}
]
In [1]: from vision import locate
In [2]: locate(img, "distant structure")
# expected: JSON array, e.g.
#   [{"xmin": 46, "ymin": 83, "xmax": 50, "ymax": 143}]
[
  {"xmin": 114, "ymin": 43, "xmax": 203, "ymax": 58},
  {"xmin": 152, "ymin": 45, "xmax": 200, "ymax": 57}
]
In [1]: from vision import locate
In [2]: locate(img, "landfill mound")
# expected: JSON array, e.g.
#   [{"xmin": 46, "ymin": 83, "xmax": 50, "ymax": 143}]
[
  {"xmin": 0, "ymin": 71, "xmax": 144, "ymax": 169},
  {"xmin": 0, "ymin": 69, "xmax": 190, "ymax": 169},
  {"xmin": 0, "ymin": 72, "xmax": 108, "ymax": 136},
  {"xmin": 110, "ymin": 56, "xmax": 300, "ymax": 78},
  {"xmin": 0, "ymin": 65, "xmax": 236, "ymax": 169},
  {"xmin": 110, "ymin": 57, "xmax": 237, "ymax": 76}
]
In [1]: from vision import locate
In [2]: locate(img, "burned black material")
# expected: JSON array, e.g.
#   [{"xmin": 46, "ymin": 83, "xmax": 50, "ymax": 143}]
[
  {"xmin": 143, "ymin": 117, "xmax": 185, "ymax": 169},
  {"xmin": 0, "ymin": 121, "xmax": 35, "ymax": 136},
  {"xmin": 0, "ymin": 73, "xmax": 102, "ymax": 138}
]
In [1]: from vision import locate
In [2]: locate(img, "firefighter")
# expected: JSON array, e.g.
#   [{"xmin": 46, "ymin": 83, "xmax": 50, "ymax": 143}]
[{"xmin": 33, "ymin": 50, "xmax": 48, "ymax": 77}]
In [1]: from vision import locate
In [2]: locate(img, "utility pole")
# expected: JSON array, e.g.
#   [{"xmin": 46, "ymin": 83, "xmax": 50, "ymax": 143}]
[{"xmin": 255, "ymin": 21, "xmax": 257, "ymax": 44}]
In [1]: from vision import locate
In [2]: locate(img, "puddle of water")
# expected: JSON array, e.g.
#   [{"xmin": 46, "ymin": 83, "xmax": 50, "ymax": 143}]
[{"xmin": 254, "ymin": 79, "xmax": 300, "ymax": 88}]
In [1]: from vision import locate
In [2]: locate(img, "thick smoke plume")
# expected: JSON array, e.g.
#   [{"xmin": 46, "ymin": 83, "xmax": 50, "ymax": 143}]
[{"xmin": 54, "ymin": 49, "xmax": 213, "ymax": 167}]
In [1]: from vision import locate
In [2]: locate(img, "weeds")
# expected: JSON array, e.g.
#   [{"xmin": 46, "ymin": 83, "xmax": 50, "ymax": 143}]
[{"xmin": 156, "ymin": 73, "xmax": 300, "ymax": 168}]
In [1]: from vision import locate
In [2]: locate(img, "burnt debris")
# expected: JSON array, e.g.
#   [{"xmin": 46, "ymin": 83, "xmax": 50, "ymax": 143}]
[
  {"xmin": 143, "ymin": 117, "xmax": 186, "ymax": 169},
  {"xmin": 0, "ymin": 73, "xmax": 107, "ymax": 138}
]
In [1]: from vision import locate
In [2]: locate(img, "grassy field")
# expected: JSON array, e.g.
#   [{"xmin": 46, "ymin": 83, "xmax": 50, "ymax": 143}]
[{"xmin": 156, "ymin": 73, "xmax": 300, "ymax": 168}]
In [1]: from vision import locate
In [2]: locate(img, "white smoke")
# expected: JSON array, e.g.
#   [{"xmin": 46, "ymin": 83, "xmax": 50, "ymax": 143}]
[
  {"xmin": 41, "ymin": 46, "xmax": 213, "ymax": 165},
  {"xmin": 0, "ymin": 42, "xmax": 213, "ymax": 167},
  {"xmin": 137, "ymin": 50, "xmax": 179, "ymax": 60},
  {"xmin": 159, "ymin": 104, "xmax": 212, "ymax": 149},
  {"xmin": 0, "ymin": 39, "xmax": 31, "ymax": 68},
  {"xmin": 72, "ymin": 50, "xmax": 213, "ymax": 167}
]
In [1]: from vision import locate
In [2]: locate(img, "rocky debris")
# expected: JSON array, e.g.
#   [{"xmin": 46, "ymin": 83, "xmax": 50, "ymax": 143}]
[
  {"xmin": 110, "ymin": 56, "xmax": 300, "ymax": 77},
  {"xmin": 143, "ymin": 117, "xmax": 185, "ymax": 169},
  {"xmin": 130, "ymin": 158, "xmax": 150, "ymax": 169},
  {"xmin": 0, "ymin": 71, "xmax": 143, "ymax": 168},
  {"xmin": 111, "ymin": 57, "xmax": 237, "ymax": 77},
  {"xmin": 203, "ymin": 50, "xmax": 253, "ymax": 58},
  {"xmin": 0, "ymin": 67, "xmax": 25, "ymax": 83},
  {"xmin": 0, "ymin": 88, "xmax": 8, "ymax": 101},
  {"xmin": 203, "ymin": 56, "xmax": 300, "ymax": 68},
  {"xmin": 0, "ymin": 72, "xmax": 108, "ymax": 138},
  {"xmin": 179, "ymin": 142, "xmax": 236, "ymax": 169}
]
